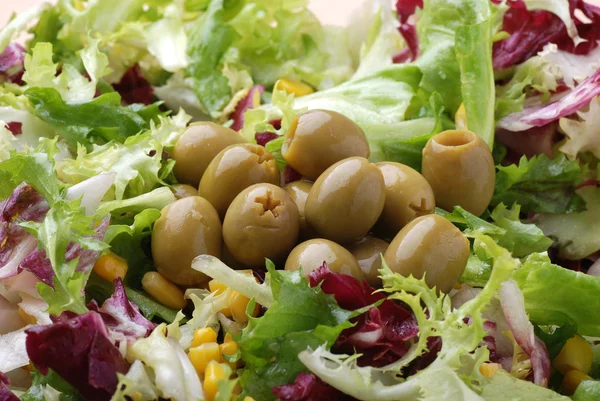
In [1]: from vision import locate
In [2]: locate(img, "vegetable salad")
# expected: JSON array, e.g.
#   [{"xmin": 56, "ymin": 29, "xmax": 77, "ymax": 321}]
[{"xmin": 1, "ymin": 0, "xmax": 600, "ymax": 400}]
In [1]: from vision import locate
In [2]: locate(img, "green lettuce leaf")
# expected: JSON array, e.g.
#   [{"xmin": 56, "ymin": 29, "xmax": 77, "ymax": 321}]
[
  {"xmin": 573, "ymin": 380, "xmax": 600, "ymax": 401},
  {"xmin": 480, "ymin": 371, "xmax": 569, "ymax": 401},
  {"xmin": 110, "ymin": 360, "xmax": 158, "ymax": 401},
  {"xmin": 0, "ymin": 151, "xmax": 61, "ymax": 203},
  {"xmin": 0, "ymin": 3, "xmax": 51, "ymax": 52},
  {"xmin": 492, "ymin": 154, "xmax": 586, "ymax": 214},
  {"xmin": 238, "ymin": 263, "xmax": 355, "ymax": 401},
  {"xmin": 512, "ymin": 252, "xmax": 600, "ymax": 336},
  {"xmin": 535, "ymin": 186, "xmax": 600, "ymax": 259},
  {"xmin": 533, "ymin": 323, "xmax": 577, "ymax": 360},
  {"xmin": 20, "ymin": 368, "xmax": 84, "ymax": 401},
  {"xmin": 560, "ymin": 98, "xmax": 600, "ymax": 161}
]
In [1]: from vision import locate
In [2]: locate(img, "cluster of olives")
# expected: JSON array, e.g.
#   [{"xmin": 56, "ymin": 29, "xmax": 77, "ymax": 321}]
[{"xmin": 152, "ymin": 109, "xmax": 495, "ymax": 294}]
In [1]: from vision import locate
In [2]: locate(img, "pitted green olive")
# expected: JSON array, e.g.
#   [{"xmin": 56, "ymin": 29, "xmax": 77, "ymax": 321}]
[
  {"xmin": 347, "ymin": 236, "xmax": 389, "ymax": 287},
  {"xmin": 173, "ymin": 122, "xmax": 244, "ymax": 186},
  {"xmin": 305, "ymin": 157, "xmax": 385, "ymax": 243},
  {"xmin": 283, "ymin": 180, "xmax": 317, "ymax": 239},
  {"xmin": 223, "ymin": 183, "xmax": 300, "ymax": 267},
  {"xmin": 285, "ymin": 239, "xmax": 363, "ymax": 279},
  {"xmin": 422, "ymin": 130, "xmax": 495, "ymax": 216},
  {"xmin": 151, "ymin": 196, "xmax": 222, "ymax": 286},
  {"xmin": 281, "ymin": 110, "xmax": 370, "ymax": 180},
  {"xmin": 198, "ymin": 143, "xmax": 280, "ymax": 217},
  {"xmin": 376, "ymin": 162, "xmax": 435, "ymax": 235},
  {"xmin": 383, "ymin": 214, "xmax": 469, "ymax": 293},
  {"xmin": 171, "ymin": 184, "xmax": 198, "ymax": 199}
]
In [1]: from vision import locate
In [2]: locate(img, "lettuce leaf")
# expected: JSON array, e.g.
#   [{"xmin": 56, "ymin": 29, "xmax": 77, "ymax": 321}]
[
  {"xmin": 535, "ymin": 186, "xmax": 600, "ymax": 259},
  {"xmin": 512, "ymin": 252, "xmax": 600, "ymax": 336},
  {"xmin": 20, "ymin": 369, "xmax": 84, "ymax": 401},
  {"xmin": 480, "ymin": 371, "xmax": 569, "ymax": 401},
  {"xmin": 492, "ymin": 154, "xmax": 586, "ymax": 214},
  {"xmin": 573, "ymin": 380, "xmax": 600, "ymax": 401},
  {"xmin": 0, "ymin": 151, "xmax": 61, "ymax": 203},
  {"xmin": 238, "ymin": 264, "xmax": 355, "ymax": 401},
  {"xmin": 559, "ymin": 97, "xmax": 600, "ymax": 160}
]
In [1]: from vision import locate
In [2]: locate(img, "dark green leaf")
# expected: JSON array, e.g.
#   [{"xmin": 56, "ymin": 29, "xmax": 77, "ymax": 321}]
[
  {"xmin": 492, "ymin": 154, "xmax": 586, "ymax": 214},
  {"xmin": 20, "ymin": 369, "xmax": 84, "ymax": 401},
  {"xmin": 533, "ymin": 324, "xmax": 576, "ymax": 360}
]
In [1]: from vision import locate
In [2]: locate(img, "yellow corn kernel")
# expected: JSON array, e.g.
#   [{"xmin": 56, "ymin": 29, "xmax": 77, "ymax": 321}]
[
  {"xmin": 220, "ymin": 341, "xmax": 239, "ymax": 369},
  {"xmin": 274, "ymin": 79, "xmax": 314, "ymax": 97},
  {"xmin": 189, "ymin": 342, "xmax": 222, "ymax": 375},
  {"xmin": 553, "ymin": 335, "xmax": 593, "ymax": 375},
  {"xmin": 18, "ymin": 307, "xmax": 37, "ymax": 326},
  {"xmin": 224, "ymin": 332, "xmax": 234, "ymax": 343},
  {"xmin": 228, "ymin": 291, "xmax": 260, "ymax": 323},
  {"xmin": 192, "ymin": 328, "xmax": 218, "ymax": 348},
  {"xmin": 243, "ymin": 397, "xmax": 256, "ymax": 401},
  {"xmin": 562, "ymin": 370, "xmax": 592, "ymax": 395},
  {"xmin": 479, "ymin": 363, "xmax": 502, "ymax": 379},
  {"xmin": 203, "ymin": 361, "xmax": 228, "ymax": 401},
  {"xmin": 455, "ymin": 103, "xmax": 468, "ymax": 130},
  {"xmin": 141, "ymin": 272, "xmax": 186, "ymax": 310},
  {"xmin": 208, "ymin": 280, "xmax": 232, "ymax": 317},
  {"xmin": 94, "ymin": 253, "xmax": 128, "ymax": 283}
]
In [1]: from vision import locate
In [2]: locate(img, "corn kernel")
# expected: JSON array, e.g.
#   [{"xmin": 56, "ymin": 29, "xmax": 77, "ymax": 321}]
[
  {"xmin": 229, "ymin": 291, "xmax": 260, "ymax": 323},
  {"xmin": 220, "ymin": 341, "xmax": 239, "ymax": 369},
  {"xmin": 94, "ymin": 253, "xmax": 128, "ymax": 283},
  {"xmin": 208, "ymin": 280, "xmax": 232, "ymax": 317},
  {"xmin": 455, "ymin": 103, "xmax": 468, "ymax": 130},
  {"xmin": 189, "ymin": 342, "xmax": 222, "ymax": 375},
  {"xmin": 141, "ymin": 272, "xmax": 186, "ymax": 310},
  {"xmin": 479, "ymin": 363, "xmax": 501, "ymax": 378},
  {"xmin": 224, "ymin": 332, "xmax": 234, "ymax": 343},
  {"xmin": 192, "ymin": 328, "xmax": 218, "ymax": 348},
  {"xmin": 274, "ymin": 78, "xmax": 314, "ymax": 97},
  {"xmin": 553, "ymin": 335, "xmax": 593, "ymax": 375},
  {"xmin": 562, "ymin": 370, "xmax": 592, "ymax": 395},
  {"xmin": 243, "ymin": 397, "xmax": 256, "ymax": 401},
  {"xmin": 18, "ymin": 307, "xmax": 37, "ymax": 326},
  {"xmin": 203, "ymin": 361, "xmax": 228, "ymax": 401}
]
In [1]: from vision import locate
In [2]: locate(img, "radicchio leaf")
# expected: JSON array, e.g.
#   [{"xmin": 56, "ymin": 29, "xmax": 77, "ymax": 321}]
[
  {"xmin": 499, "ymin": 279, "xmax": 551, "ymax": 387},
  {"xmin": 88, "ymin": 278, "xmax": 155, "ymax": 342},
  {"xmin": 0, "ymin": 43, "xmax": 26, "ymax": 85},
  {"xmin": 112, "ymin": 64, "xmax": 154, "ymax": 105},
  {"xmin": 0, "ymin": 184, "xmax": 49, "ymax": 281},
  {"xmin": 272, "ymin": 372, "xmax": 356, "ymax": 401},
  {"xmin": 230, "ymin": 85, "xmax": 264, "ymax": 131},
  {"xmin": 308, "ymin": 265, "xmax": 418, "ymax": 367},
  {"xmin": 0, "ymin": 373, "xmax": 18, "ymax": 401},
  {"xmin": 498, "ymin": 69, "xmax": 600, "ymax": 131},
  {"xmin": 25, "ymin": 311, "xmax": 130, "ymax": 401},
  {"xmin": 394, "ymin": 0, "xmax": 423, "ymax": 62}
]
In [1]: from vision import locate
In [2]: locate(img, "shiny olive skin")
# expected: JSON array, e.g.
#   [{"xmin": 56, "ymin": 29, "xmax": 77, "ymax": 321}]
[
  {"xmin": 282, "ymin": 110, "xmax": 370, "ymax": 181},
  {"xmin": 305, "ymin": 157, "xmax": 385, "ymax": 243},
  {"xmin": 173, "ymin": 122, "xmax": 244, "ymax": 186},
  {"xmin": 376, "ymin": 162, "xmax": 435, "ymax": 235},
  {"xmin": 285, "ymin": 239, "xmax": 363, "ymax": 279},
  {"xmin": 198, "ymin": 143, "xmax": 280, "ymax": 217},
  {"xmin": 283, "ymin": 180, "xmax": 317, "ymax": 239},
  {"xmin": 223, "ymin": 183, "xmax": 300, "ymax": 267},
  {"xmin": 384, "ymin": 214, "xmax": 469, "ymax": 293},
  {"xmin": 347, "ymin": 236, "xmax": 389, "ymax": 287},
  {"xmin": 152, "ymin": 196, "xmax": 222, "ymax": 286},
  {"xmin": 172, "ymin": 184, "xmax": 198, "ymax": 199},
  {"xmin": 422, "ymin": 130, "xmax": 495, "ymax": 216}
]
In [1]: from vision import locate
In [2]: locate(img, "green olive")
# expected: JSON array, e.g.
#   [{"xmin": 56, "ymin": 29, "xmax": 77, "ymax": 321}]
[
  {"xmin": 283, "ymin": 180, "xmax": 317, "ymax": 239},
  {"xmin": 198, "ymin": 143, "xmax": 280, "ymax": 217},
  {"xmin": 422, "ymin": 130, "xmax": 495, "ymax": 216},
  {"xmin": 171, "ymin": 184, "xmax": 198, "ymax": 199},
  {"xmin": 305, "ymin": 157, "xmax": 385, "ymax": 243},
  {"xmin": 347, "ymin": 236, "xmax": 389, "ymax": 287},
  {"xmin": 221, "ymin": 242, "xmax": 250, "ymax": 270},
  {"xmin": 152, "ymin": 196, "xmax": 222, "ymax": 286},
  {"xmin": 281, "ymin": 110, "xmax": 370, "ymax": 181},
  {"xmin": 223, "ymin": 183, "xmax": 300, "ymax": 267},
  {"xmin": 383, "ymin": 214, "xmax": 469, "ymax": 293},
  {"xmin": 285, "ymin": 239, "xmax": 363, "ymax": 279},
  {"xmin": 173, "ymin": 122, "xmax": 244, "ymax": 186},
  {"xmin": 376, "ymin": 162, "xmax": 435, "ymax": 235}
]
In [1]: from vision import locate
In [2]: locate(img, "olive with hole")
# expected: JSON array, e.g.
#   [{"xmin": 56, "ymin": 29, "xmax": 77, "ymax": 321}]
[
  {"xmin": 152, "ymin": 196, "xmax": 222, "ymax": 286},
  {"xmin": 223, "ymin": 183, "xmax": 300, "ymax": 267},
  {"xmin": 281, "ymin": 110, "xmax": 370, "ymax": 181},
  {"xmin": 173, "ymin": 122, "xmax": 244, "ymax": 186},
  {"xmin": 285, "ymin": 239, "xmax": 363, "ymax": 279},
  {"xmin": 305, "ymin": 157, "xmax": 385, "ymax": 243},
  {"xmin": 422, "ymin": 130, "xmax": 495, "ymax": 216},
  {"xmin": 384, "ymin": 214, "xmax": 469, "ymax": 293},
  {"xmin": 376, "ymin": 162, "xmax": 435, "ymax": 234},
  {"xmin": 171, "ymin": 184, "xmax": 198, "ymax": 199},
  {"xmin": 283, "ymin": 180, "xmax": 317, "ymax": 239},
  {"xmin": 198, "ymin": 143, "xmax": 280, "ymax": 217},
  {"xmin": 347, "ymin": 236, "xmax": 389, "ymax": 287}
]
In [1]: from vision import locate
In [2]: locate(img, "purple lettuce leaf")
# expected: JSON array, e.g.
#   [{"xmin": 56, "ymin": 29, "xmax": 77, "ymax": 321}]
[{"xmin": 230, "ymin": 85, "xmax": 264, "ymax": 131}]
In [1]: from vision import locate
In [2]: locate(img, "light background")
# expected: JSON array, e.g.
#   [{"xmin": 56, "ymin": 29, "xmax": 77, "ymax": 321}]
[{"xmin": 0, "ymin": 0, "xmax": 365, "ymax": 27}]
